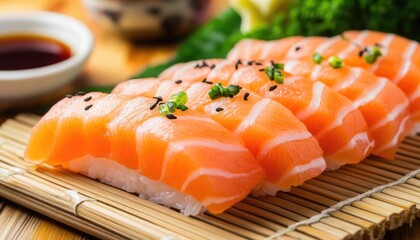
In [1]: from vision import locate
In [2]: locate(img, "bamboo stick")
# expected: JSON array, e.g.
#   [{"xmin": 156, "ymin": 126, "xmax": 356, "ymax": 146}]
[
  {"xmin": 243, "ymin": 197, "xmax": 307, "ymax": 222},
  {"xmin": 310, "ymin": 222, "xmax": 351, "ymax": 240},
  {"xmin": 252, "ymin": 195, "xmax": 319, "ymax": 218},
  {"xmin": 319, "ymin": 216, "xmax": 363, "ymax": 238},
  {"xmin": 296, "ymin": 225, "xmax": 341, "ymax": 240}
]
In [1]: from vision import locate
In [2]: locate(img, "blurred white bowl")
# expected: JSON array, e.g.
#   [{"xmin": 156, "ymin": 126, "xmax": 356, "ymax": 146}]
[
  {"xmin": 0, "ymin": 11, "xmax": 94, "ymax": 101},
  {"xmin": 83, "ymin": 0, "xmax": 210, "ymax": 40}
]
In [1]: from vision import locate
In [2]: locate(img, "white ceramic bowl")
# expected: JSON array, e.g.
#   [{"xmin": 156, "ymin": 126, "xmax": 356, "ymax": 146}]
[
  {"xmin": 0, "ymin": 11, "xmax": 94, "ymax": 101},
  {"xmin": 83, "ymin": 0, "xmax": 210, "ymax": 40}
]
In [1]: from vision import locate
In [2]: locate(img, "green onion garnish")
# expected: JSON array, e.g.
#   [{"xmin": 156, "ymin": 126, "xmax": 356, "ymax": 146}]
[
  {"xmin": 158, "ymin": 91, "xmax": 189, "ymax": 116},
  {"xmin": 364, "ymin": 46, "xmax": 382, "ymax": 64},
  {"xmin": 328, "ymin": 56, "xmax": 343, "ymax": 69},
  {"xmin": 169, "ymin": 91, "xmax": 188, "ymax": 106},
  {"xmin": 208, "ymin": 83, "xmax": 241, "ymax": 100},
  {"xmin": 312, "ymin": 52, "xmax": 324, "ymax": 64},
  {"xmin": 264, "ymin": 62, "xmax": 285, "ymax": 84}
]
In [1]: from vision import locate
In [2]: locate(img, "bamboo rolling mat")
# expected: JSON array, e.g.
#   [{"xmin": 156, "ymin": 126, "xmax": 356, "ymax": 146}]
[{"xmin": 0, "ymin": 114, "xmax": 420, "ymax": 240}]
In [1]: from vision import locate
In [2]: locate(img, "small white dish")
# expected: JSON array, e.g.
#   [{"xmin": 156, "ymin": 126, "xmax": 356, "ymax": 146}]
[{"xmin": 0, "ymin": 11, "xmax": 94, "ymax": 101}]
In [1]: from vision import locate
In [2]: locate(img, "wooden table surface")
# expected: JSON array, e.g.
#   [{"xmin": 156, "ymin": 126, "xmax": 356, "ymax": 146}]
[{"xmin": 0, "ymin": 1, "xmax": 419, "ymax": 239}]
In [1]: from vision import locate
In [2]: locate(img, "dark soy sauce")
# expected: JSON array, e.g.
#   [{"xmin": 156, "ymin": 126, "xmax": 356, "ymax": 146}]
[{"xmin": 0, "ymin": 34, "xmax": 71, "ymax": 70}]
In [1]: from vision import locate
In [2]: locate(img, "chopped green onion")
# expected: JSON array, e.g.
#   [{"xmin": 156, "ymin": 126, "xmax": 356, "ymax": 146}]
[
  {"xmin": 312, "ymin": 52, "xmax": 324, "ymax": 64},
  {"xmin": 227, "ymin": 84, "xmax": 241, "ymax": 97},
  {"xmin": 168, "ymin": 91, "xmax": 188, "ymax": 106},
  {"xmin": 364, "ymin": 46, "xmax": 382, "ymax": 64},
  {"xmin": 209, "ymin": 84, "xmax": 222, "ymax": 100},
  {"xmin": 328, "ymin": 56, "xmax": 343, "ymax": 69},
  {"xmin": 264, "ymin": 62, "xmax": 285, "ymax": 84},
  {"xmin": 159, "ymin": 104, "xmax": 170, "ymax": 116},
  {"xmin": 177, "ymin": 104, "xmax": 189, "ymax": 111},
  {"xmin": 208, "ymin": 83, "xmax": 241, "ymax": 100},
  {"xmin": 158, "ymin": 91, "xmax": 189, "ymax": 116},
  {"xmin": 272, "ymin": 62, "xmax": 284, "ymax": 70}
]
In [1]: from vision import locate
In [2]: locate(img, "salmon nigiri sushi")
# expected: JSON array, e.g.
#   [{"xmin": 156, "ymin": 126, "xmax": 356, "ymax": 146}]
[
  {"xmin": 283, "ymin": 60, "xmax": 412, "ymax": 159},
  {"xmin": 227, "ymin": 36, "xmax": 420, "ymax": 126},
  {"xmin": 160, "ymin": 60, "xmax": 373, "ymax": 169},
  {"xmin": 25, "ymin": 92, "xmax": 264, "ymax": 215},
  {"xmin": 113, "ymin": 78, "xmax": 326, "ymax": 194}
]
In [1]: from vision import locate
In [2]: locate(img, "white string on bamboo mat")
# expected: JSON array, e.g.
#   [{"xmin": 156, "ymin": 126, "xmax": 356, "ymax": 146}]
[
  {"xmin": 0, "ymin": 166, "xmax": 26, "ymax": 179},
  {"xmin": 56, "ymin": 190, "xmax": 97, "ymax": 216},
  {"xmin": 267, "ymin": 168, "xmax": 420, "ymax": 239}
]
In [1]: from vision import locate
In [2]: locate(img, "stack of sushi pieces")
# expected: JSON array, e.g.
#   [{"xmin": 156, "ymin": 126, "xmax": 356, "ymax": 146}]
[{"xmin": 25, "ymin": 30, "xmax": 420, "ymax": 216}]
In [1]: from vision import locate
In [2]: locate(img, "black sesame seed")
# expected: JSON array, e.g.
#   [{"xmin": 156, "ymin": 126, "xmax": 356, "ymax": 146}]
[
  {"xmin": 295, "ymin": 46, "xmax": 301, "ymax": 51},
  {"xmin": 216, "ymin": 107, "xmax": 224, "ymax": 112},
  {"xmin": 202, "ymin": 60, "xmax": 208, "ymax": 67},
  {"xmin": 84, "ymin": 96, "xmax": 92, "ymax": 102},
  {"xmin": 358, "ymin": 47, "xmax": 368, "ymax": 57},
  {"xmin": 153, "ymin": 96, "xmax": 163, "ymax": 101},
  {"xmin": 255, "ymin": 62, "xmax": 262, "ymax": 65},
  {"xmin": 247, "ymin": 61, "xmax": 253, "ymax": 65},
  {"xmin": 259, "ymin": 68, "xmax": 265, "ymax": 72},
  {"xmin": 175, "ymin": 80, "xmax": 182, "ymax": 84},
  {"xmin": 166, "ymin": 114, "xmax": 177, "ymax": 120},
  {"xmin": 76, "ymin": 91, "xmax": 86, "ymax": 96},
  {"xmin": 210, "ymin": 64, "xmax": 216, "ymax": 69},
  {"xmin": 269, "ymin": 85, "xmax": 277, "ymax": 91},
  {"xmin": 66, "ymin": 94, "xmax": 72, "ymax": 98},
  {"xmin": 244, "ymin": 92, "xmax": 250, "ymax": 101},
  {"xmin": 149, "ymin": 102, "xmax": 159, "ymax": 110},
  {"xmin": 235, "ymin": 59, "xmax": 242, "ymax": 70},
  {"xmin": 84, "ymin": 104, "xmax": 93, "ymax": 111},
  {"xmin": 194, "ymin": 63, "xmax": 200, "ymax": 68},
  {"xmin": 202, "ymin": 78, "xmax": 213, "ymax": 84}
]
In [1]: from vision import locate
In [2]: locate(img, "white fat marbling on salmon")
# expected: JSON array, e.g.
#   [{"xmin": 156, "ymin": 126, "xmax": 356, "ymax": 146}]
[
  {"xmin": 181, "ymin": 168, "xmax": 262, "ymax": 191},
  {"xmin": 233, "ymin": 98, "xmax": 271, "ymax": 134},
  {"xmin": 352, "ymin": 77, "xmax": 387, "ymax": 108},
  {"xmin": 326, "ymin": 132, "xmax": 372, "ymax": 169},
  {"xmin": 332, "ymin": 68, "xmax": 362, "ymax": 91},
  {"xmin": 392, "ymin": 61, "xmax": 411, "ymax": 84},
  {"xmin": 338, "ymin": 31, "xmax": 369, "ymax": 59},
  {"xmin": 315, "ymin": 37, "xmax": 339, "ymax": 55},
  {"xmin": 296, "ymin": 82, "xmax": 325, "ymax": 120},
  {"xmin": 315, "ymin": 105, "xmax": 356, "ymax": 140},
  {"xmin": 374, "ymin": 115, "xmax": 411, "ymax": 153},
  {"xmin": 409, "ymin": 84, "xmax": 420, "ymax": 102},
  {"xmin": 259, "ymin": 157, "xmax": 326, "ymax": 195},
  {"xmin": 370, "ymin": 101, "xmax": 409, "ymax": 132},
  {"xmin": 309, "ymin": 65, "xmax": 322, "ymax": 81},
  {"xmin": 201, "ymin": 193, "xmax": 245, "ymax": 207},
  {"xmin": 159, "ymin": 139, "xmax": 249, "ymax": 181},
  {"xmin": 337, "ymin": 132, "xmax": 371, "ymax": 156},
  {"xmin": 404, "ymin": 41, "xmax": 417, "ymax": 60},
  {"xmin": 257, "ymin": 131, "xmax": 313, "ymax": 160}
]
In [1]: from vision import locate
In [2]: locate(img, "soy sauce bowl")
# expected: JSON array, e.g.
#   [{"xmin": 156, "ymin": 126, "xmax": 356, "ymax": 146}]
[{"xmin": 0, "ymin": 11, "xmax": 94, "ymax": 101}]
